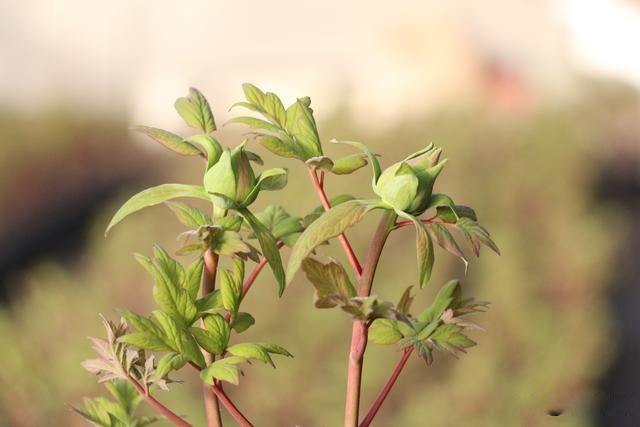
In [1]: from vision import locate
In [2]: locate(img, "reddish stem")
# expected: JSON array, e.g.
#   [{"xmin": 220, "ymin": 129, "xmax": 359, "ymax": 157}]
[
  {"xmin": 201, "ymin": 249, "xmax": 223, "ymax": 427},
  {"xmin": 394, "ymin": 216, "xmax": 442, "ymax": 229},
  {"xmin": 211, "ymin": 385, "xmax": 254, "ymax": 427},
  {"xmin": 127, "ymin": 375, "xmax": 192, "ymax": 427},
  {"xmin": 241, "ymin": 241, "xmax": 285, "ymax": 299},
  {"xmin": 307, "ymin": 167, "xmax": 363, "ymax": 277},
  {"xmin": 359, "ymin": 347, "xmax": 414, "ymax": 427}
]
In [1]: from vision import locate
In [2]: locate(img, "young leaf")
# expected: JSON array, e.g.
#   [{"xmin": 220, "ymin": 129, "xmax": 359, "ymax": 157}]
[
  {"xmin": 200, "ymin": 356, "xmax": 246, "ymax": 385},
  {"xmin": 258, "ymin": 343, "xmax": 293, "ymax": 358},
  {"xmin": 287, "ymin": 199, "xmax": 384, "ymax": 284},
  {"xmin": 156, "ymin": 353, "xmax": 189, "ymax": 380},
  {"xmin": 301, "ymin": 258, "xmax": 356, "ymax": 308},
  {"xmin": 226, "ymin": 343, "xmax": 274, "ymax": 367},
  {"xmin": 231, "ymin": 312, "xmax": 255, "ymax": 333},
  {"xmin": 331, "ymin": 153, "xmax": 368, "ymax": 175},
  {"xmin": 132, "ymin": 126, "xmax": 202, "ymax": 156},
  {"xmin": 331, "ymin": 139, "xmax": 381, "ymax": 187},
  {"xmin": 190, "ymin": 314, "xmax": 230, "ymax": 355},
  {"xmin": 239, "ymin": 207, "xmax": 286, "ymax": 295},
  {"xmin": 166, "ymin": 202, "xmax": 212, "ymax": 228},
  {"xmin": 428, "ymin": 223, "xmax": 468, "ymax": 270},
  {"xmin": 456, "ymin": 217, "xmax": 500, "ymax": 256},
  {"xmin": 397, "ymin": 286, "xmax": 414, "ymax": 315},
  {"xmin": 105, "ymin": 184, "xmax": 210, "ymax": 235},
  {"xmin": 188, "ymin": 134, "xmax": 223, "ymax": 170},
  {"xmin": 369, "ymin": 319, "xmax": 403, "ymax": 345},
  {"xmin": 183, "ymin": 257, "xmax": 204, "ymax": 301},
  {"xmin": 174, "ymin": 87, "xmax": 216, "ymax": 133},
  {"xmin": 227, "ymin": 116, "xmax": 283, "ymax": 134},
  {"xmin": 396, "ymin": 211, "xmax": 434, "ymax": 288},
  {"xmin": 220, "ymin": 269, "xmax": 241, "ymax": 315},
  {"xmin": 417, "ymin": 280, "xmax": 461, "ymax": 323}
]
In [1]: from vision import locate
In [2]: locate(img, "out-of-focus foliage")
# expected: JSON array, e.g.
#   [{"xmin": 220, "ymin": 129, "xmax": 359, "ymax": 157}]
[{"xmin": 0, "ymin": 85, "xmax": 635, "ymax": 426}]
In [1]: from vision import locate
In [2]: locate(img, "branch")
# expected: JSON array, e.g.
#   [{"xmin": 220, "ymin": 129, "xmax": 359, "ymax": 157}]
[
  {"xmin": 211, "ymin": 384, "xmax": 254, "ymax": 427},
  {"xmin": 307, "ymin": 167, "xmax": 363, "ymax": 277},
  {"xmin": 127, "ymin": 375, "xmax": 192, "ymax": 427},
  {"xmin": 359, "ymin": 347, "xmax": 414, "ymax": 427},
  {"xmin": 241, "ymin": 241, "xmax": 285, "ymax": 299}
]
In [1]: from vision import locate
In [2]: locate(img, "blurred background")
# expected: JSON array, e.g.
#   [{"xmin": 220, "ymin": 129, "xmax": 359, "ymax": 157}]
[{"xmin": 1, "ymin": 1, "xmax": 639, "ymax": 426}]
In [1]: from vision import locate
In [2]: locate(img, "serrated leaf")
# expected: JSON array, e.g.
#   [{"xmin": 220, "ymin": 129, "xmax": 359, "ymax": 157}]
[
  {"xmin": 331, "ymin": 153, "xmax": 368, "ymax": 175},
  {"xmin": 105, "ymin": 184, "xmax": 210, "ymax": 235},
  {"xmin": 369, "ymin": 319, "xmax": 403, "ymax": 344},
  {"xmin": 166, "ymin": 202, "xmax": 212, "ymax": 228},
  {"xmin": 301, "ymin": 258, "xmax": 356, "ymax": 308},
  {"xmin": 231, "ymin": 312, "xmax": 255, "ymax": 333},
  {"xmin": 118, "ymin": 332, "xmax": 168, "ymax": 352},
  {"xmin": 155, "ymin": 353, "xmax": 189, "ymax": 380},
  {"xmin": 132, "ymin": 126, "xmax": 202, "ymax": 156},
  {"xmin": 239, "ymin": 207, "xmax": 285, "ymax": 295},
  {"xmin": 227, "ymin": 116, "xmax": 283, "ymax": 134},
  {"xmin": 174, "ymin": 87, "xmax": 216, "ymax": 133},
  {"xmin": 287, "ymin": 199, "xmax": 384, "ymax": 284},
  {"xmin": 456, "ymin": 217, "xmax": 500, "ymax": 256},
  {"xmin": 183, "ymin": 257, "xmax": 204, "ymax": 300}
]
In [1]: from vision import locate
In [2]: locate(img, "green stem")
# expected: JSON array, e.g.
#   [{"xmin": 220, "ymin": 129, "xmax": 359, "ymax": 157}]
[{"xmin": 344, "ymin": 210, "xmax": 397, "ymax": 427}]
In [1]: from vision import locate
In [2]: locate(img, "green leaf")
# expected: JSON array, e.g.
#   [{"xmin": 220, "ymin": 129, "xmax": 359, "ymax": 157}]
[
  {"xmin": 166, "ymin": 202, "xmax": 212, "ymax": 228},
  {"xmin": 200, "ymin": 357, "xmax": 245, "ymax": 385},
  {"xmin": 428, "ymin": 223, "xmax": 468, "ymax": 270},
  {"xmin": 254, "ymin": 205, "xmax": 303, "ymax": 242},
  {"xmin": 241, "ymin": 168, "xmax": 288, "ymax": 206},
  {"xmin": 187, "ymin": 134, "xmax": 223, "ymax": 170},
  {"xmin": 302, "ymin": 194, "xmax": 356, "ymax": 227},
  {"xmin": 397, "ymin": 212, "xmax": 434, "ymax": 288},
  {"xmin": 369, "ymin": 319, "xmax": 403, "ymax": 344},
  {"xmin": 227, "ymin": 116, "xmax": 283, "ymax": 134},
  {"xmin": 195, "ymin": 290, "xmax": 223, "ymax": 314},
  {"xmin": 227, "ymin": 343, "xmax": 274, "ymax": 367},
  {"xmin": 239, "ymin": 208, "xmax": 286, "ymax": 295},
  {"xmin": 301, "ymin": 258, "xmax": 356, "ymax": 308},
  {"xmin": 119, "ymin": 332, "xmax": 167, "ymax": 352},
  {"xmin": 429, "ymin": 194, "xmax": 458, "ymax": 223},
  {"xmin": 231, "ymin": 312, "xmax": 255, "ymax": 333},
  {"xmin": 105, "ymin": 184, "xmax": 210, "ymax": 235},
  {"xmin": 149, "ymin": 247, "xmax": 198, "ymax": 326},
  {"xmin": 219, "ymin": 270, "xmax": 241, "ymax": 315},
  {"xmin": 284, "ymin": 98, "xmax": 322, "ymax": 158},
  {"xmin": 190, "ymin": 314, "xmax": 230, "ymax": 355},
  {"xmin": 331, "ymin": 154, "xmax": 368, "ymax": 175},
  {"xmin": 255, "ymin": 134, "xmax": 306, "ymax": 160},
  {"xmin": 174, "ymin": 87, "xmax": 216, "ymax": 133},
  {"xmin": 156, "ymin": 353, "xmax": 189, "ymax": 379},
  {"xmin": 331, "ymin": 139, "xmax": 381, "ymax": 187},
  {"xmin": 417, "ymin": 280, "xmax": 461, "ymax": 323},
  {"xmin": 430, "ymin": 323, "xmax": 476, "ymax": 352},
  {"xmin": 183, "ymin": 257, "xmax": 204, "ymax": 300},
  {"xmin": 258, "ymin": 343, "xmax": 293, "ymax": 358},
  {"xmin": 287, "ymin": 199, "xmax": 384, "ymax": 284},
  {"xmin": 132, "ymin": 126, "xmax": 202, "ymax": 156}
]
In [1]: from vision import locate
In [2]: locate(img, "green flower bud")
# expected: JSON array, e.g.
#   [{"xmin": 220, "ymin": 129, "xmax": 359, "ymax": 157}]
[
  {"xmin": 204, "ymin": 142, "xmax": 258, "ymax": 206},
  {"xmin": 374, "ymin": 145, "xmax": 447, "ymax": 215}
]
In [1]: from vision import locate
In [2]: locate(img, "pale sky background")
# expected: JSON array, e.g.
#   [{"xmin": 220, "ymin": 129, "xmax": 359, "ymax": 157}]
[{"xmin": 1, "ymin": 0, "xmax": 639, "ymax": 127}]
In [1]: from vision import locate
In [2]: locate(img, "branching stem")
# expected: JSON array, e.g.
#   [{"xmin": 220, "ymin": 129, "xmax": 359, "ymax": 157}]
[
  {"xmin": 307, "ymin": 167, "xmax": 363, "ymax": 277},
  {"xmin": 344, "ymin": 210, "xmax": 397, "ymax": 426},
  {"xmin": 211, "ymin": 384, "xmax": 254, "ymax": 427},
  {"xmin": 127, "ymin": 375, "xmax": 192, "ymax": 427}
]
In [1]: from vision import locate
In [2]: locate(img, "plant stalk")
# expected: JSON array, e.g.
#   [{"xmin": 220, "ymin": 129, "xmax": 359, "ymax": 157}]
[
  {"xmin": 211, "ymin": 385, "xmax": 254, "ymax": 427},
  {"xmin": 344, "ymin": 210, "xmax": 397, "ymax": 427},
  {"xmin": 307, "ymin": 167, "xmax": 363, "ymax": 276},
  {"xmin": 202, "ymin": 249, "xmax": 223, "ymax": 427},
  {"xmin": 127, "ymin": 375, "xmax": 192, "ymax": 427},
  {"xmin": 359, "ymin": 347, "xmax": 414, "ymax": 427}
]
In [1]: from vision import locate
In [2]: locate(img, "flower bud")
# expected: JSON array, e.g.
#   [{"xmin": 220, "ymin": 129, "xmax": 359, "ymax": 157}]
[
  {"xmin": 204, "ymin": 142, "xmax": 258, "ymax": 206},
  {"xmin": 374, "ymin": 145, "xmax": 447, "ymax": 215}
]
